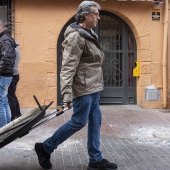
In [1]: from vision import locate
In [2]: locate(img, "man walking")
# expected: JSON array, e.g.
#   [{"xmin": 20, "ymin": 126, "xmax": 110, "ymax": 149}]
[{"xmin": 34, "ymin": 1, "xmax": 118, "ymax": 170}]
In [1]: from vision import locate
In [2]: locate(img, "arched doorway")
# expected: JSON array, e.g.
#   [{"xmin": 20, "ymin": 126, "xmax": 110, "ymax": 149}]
[{"xmin": 57, "ymin": 11, "xmax": 137, "ymax": 105}]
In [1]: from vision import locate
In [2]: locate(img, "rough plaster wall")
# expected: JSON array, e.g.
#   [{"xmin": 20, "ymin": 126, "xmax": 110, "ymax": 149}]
[
  {"xmin": 14, "ymin": 0, "xmax": 164, "ymax": 108},
  {"xmin": 15, "ymin": 0, "xmax": 75, "ymax": 108}
]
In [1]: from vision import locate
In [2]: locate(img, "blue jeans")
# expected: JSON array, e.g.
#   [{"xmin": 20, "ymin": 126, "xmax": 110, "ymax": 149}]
[
  {"xmin": 0, "ymin": 76, "xmax": 12, "ymax": 128},
  {"xmin": 43, "ymin": 92, "xmax": 103, "ymax": 163}
]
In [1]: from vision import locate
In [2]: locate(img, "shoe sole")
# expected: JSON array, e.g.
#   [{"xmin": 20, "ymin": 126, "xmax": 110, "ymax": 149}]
[{"xmin": 34, "ymin": 143, "xmax": 52, "ymax": 169}]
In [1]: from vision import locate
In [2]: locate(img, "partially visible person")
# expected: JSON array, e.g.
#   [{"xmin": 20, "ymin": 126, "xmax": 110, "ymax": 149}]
[
  {"xmin": 0, "ymin": 20, "xmax": 16, "ymax": 128},
  {"xmin": 8, "ymin": 41, "xmax": 22, "ymax": 121},
  {"xmin": 34, "ymin": 1, "xmax": 118, "ymax": 170}
]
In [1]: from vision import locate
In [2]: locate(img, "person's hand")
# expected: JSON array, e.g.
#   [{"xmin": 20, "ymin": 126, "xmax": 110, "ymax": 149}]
[{"xmin": 63, "ymin": 102, "xmax": 72, "ymax": 109}]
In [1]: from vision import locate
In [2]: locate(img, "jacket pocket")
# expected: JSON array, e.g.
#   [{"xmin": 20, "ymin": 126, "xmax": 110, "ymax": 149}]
[{"xmin": 85, "ymin": 66, "xmax": 102, "ymax": 88}]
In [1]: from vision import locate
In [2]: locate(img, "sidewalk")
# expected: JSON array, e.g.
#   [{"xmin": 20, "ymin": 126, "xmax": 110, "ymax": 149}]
[{"xmin": 0, "ymin": 105, "xmax": 170, "ymax": 170}]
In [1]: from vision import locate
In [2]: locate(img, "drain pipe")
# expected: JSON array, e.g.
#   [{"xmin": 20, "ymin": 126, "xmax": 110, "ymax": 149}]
[{"xmin": 162, "ymin": 0, "xmax": 168, "ymax": 108}]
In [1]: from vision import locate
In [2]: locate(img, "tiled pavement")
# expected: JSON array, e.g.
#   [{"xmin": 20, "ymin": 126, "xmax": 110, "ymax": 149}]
[{"xmin": 1, "ymin": 105, "xmax": 170, "ymax": 170}]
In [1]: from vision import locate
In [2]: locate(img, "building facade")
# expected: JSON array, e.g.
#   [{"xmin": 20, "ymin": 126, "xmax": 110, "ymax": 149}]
[{"xmin": 0, "ymin": 0, "xmax": 169, "ymax": 109}]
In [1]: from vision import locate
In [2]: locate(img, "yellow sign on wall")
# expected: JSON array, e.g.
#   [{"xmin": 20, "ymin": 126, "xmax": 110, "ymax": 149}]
[
  {"xmin": 133, "ymin": 62, "xmax": 140, "ymax": 77},
  {"xmin": 152, "ymin": 9, "xmax": 160, "ymax": 21}
]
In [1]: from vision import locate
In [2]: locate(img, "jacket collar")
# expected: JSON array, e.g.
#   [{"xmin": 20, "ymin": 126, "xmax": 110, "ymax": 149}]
[{"xmin": 70, "ymin": 22, "xmax": 98, "ymax": 40}]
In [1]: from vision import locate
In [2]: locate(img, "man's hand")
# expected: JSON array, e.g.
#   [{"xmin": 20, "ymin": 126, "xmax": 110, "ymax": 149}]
[{"xmin": 63, "ymin": 102, "xmax": 72, "ymax": 109}]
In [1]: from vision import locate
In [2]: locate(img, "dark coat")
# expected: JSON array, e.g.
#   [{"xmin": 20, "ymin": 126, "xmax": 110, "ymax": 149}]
[{"xmin": 0, "ymin": 30, "xmax": 16, "ymax": 76}]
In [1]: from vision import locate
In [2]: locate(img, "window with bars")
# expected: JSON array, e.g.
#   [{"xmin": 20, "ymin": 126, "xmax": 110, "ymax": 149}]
[{"xmin": 0, "ymin": 0, "xmax": 14, "ymax": 32}]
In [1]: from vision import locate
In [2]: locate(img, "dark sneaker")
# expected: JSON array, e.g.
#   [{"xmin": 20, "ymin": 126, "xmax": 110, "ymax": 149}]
[
  {"xmin": 34, "ymin": 143, "xmax": 52, "ymax": 169},
  {"xmin": 87, "ymin": 159, "xmax": 118, "ymax": 170}
]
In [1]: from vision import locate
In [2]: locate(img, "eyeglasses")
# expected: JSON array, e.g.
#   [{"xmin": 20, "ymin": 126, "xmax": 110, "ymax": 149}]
[{"xmin": 91, "ymin": 12, "xmax": 100, "ymax": 17}]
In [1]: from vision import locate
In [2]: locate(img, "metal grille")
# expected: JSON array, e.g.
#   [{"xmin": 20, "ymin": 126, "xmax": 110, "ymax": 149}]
[
  {"xmin": 99, "ymin": 14, "xmax": 135, "ymax": 89},
  {"xmin": 100, "ymin": 15, "xmax": 123, "ymax": 87},
  {"xmin": 0, "ymin": 0, "xmax": 14, "ymax": 32},
  {"xmin": 103, "ymin": 52, "xmax": 123, "ymax": 87},
  {"xmin": 98, "ymin": 12, "xmax": 136, "ymax": 104}
]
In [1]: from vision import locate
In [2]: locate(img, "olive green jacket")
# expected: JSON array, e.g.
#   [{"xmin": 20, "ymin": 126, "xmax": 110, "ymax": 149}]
[{"xmin": 61, "ymin": 23, "xmax": 105, "ymax": 102}]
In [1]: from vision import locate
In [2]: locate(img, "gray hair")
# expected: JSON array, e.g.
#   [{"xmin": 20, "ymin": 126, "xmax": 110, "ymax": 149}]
[{"xmin": 75, "ymin": 1, "xmax": 101, "ymax": 23}]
